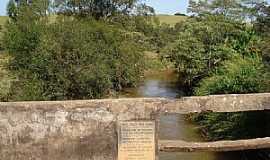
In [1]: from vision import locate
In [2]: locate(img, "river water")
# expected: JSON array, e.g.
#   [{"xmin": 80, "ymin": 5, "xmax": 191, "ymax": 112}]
[{"xmin": 120, "ymin": 71, "xmax": 242, "ymax": 160}]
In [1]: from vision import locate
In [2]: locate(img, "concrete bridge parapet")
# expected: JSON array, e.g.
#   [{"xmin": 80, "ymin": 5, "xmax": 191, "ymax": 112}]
[{"xmin": 0, "ymin": 93, "xmax": 270, "ymax": 160}]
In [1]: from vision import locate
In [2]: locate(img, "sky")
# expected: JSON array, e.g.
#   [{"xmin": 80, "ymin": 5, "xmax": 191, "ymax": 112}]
[
  {"xmin": 145, "ymin": 0, "xmax": 189, "ymax": 15},
  {"xmin": 0, "ymin": 0, "xmax": 188, "ymax": 16},
  {"xmin": 0, "ymin": 0, "xmax": 9, "ymax": 16}
]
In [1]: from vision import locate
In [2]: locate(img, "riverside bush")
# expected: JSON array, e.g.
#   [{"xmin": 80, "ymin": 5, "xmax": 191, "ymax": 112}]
[{"xmin": 4, "ymin": 14, "xmax": 145, "ymax": 101}]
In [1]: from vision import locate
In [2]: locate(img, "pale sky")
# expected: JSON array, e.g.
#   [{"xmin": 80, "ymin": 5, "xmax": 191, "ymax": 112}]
[
  {"xmin": 0, "ymin": 0, "xmax": 188, "ymax": 16},
  {"xmin": 145, "ymin": 0, "xmax": 189, "ymax": 15},
  {"xmin": 0, "ymin": 0, "xmax": 9, "ymax": 15}
]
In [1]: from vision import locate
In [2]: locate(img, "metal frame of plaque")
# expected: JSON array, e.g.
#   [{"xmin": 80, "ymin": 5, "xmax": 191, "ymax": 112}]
[{"xmin": 118, "ymin": 120, "xmax": 157, "ymax": 160}]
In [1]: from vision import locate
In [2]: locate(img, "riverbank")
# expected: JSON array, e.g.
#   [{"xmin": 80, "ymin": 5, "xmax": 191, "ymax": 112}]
[{"xmin": 144, "ymin": 51, "xmax": 174, "ymax": 75}]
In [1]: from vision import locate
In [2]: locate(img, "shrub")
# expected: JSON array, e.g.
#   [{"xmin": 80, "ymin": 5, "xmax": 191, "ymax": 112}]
[
  {"xmin": 174, "ymin": 13, "xmax": 186, "ymax": 16},
  {"xmin": 164, "ymin": 15, "xmax": 250, "ymax": 88},
  {"xmin": 193, "ymin": 56, "xmax": 269, "ymax": 140},
  {"xmin": 5, "ymin": 17, "xmax": 145, "ymax": 101},
  {"xmin": 195, "ymin": 57, "xmax": 267, "ymax": 96}
]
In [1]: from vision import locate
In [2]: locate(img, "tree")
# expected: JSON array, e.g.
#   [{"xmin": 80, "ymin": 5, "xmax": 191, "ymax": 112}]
[
  {"xmin": 255, "ymin": 4, "xmax": 270, "ymax": 34},
  {"xmin": 254, "ymin": 4, "xmax": 270, "ymax": 67},
  {"xmin": 194, "ymin": 56, "xmax": 269, "ymax": 140},
  {"xmin": 188, "ymin": 0, "xmax": 266, "ymax": 19},
  {"xmin": 182, "ymin": 3, "xmax": 270, "ymax": 141},
  {"xmin": 7, "ymin": 0, "xmax": 50, "ymax": 20},
  {"xmin": 195, "ymin": 56, "xmax": 267, "ymax": 96},
  {"xmin": 174, "ymin": 12, "xmax": 186, "ymax": 16},
  {"xmin": 7, "ymin": 0, "xmax": 18, "ymax": 20},
  {"xmin": 4, "ymin": 15, "xmax": 145, "ymax": 101},
  {"xmin": 164, "ymin": 15, "xmax": 251, "ymax": 89},
  {"xmin": 53, "ymin": 0, "xmax": 144, "ymax": 19}
]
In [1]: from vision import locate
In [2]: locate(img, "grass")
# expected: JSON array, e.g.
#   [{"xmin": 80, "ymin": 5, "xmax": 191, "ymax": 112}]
[
  {"xmin": 0, "ymin": 15, "xmax": 186, "ymax": 26},
  {"xmin": 0, "ymin": 16, "xmax": 8, "ymax": 42},
  {"xmin": 0, "ymin": 16, "xmax": 8, "ymax": 26},
  {"xmin": 0, "ymin": 53, "xmax": 15, "ymax": 100},
  {"xmin": 0, "ymin": 17, "xmax": 11, "ymax": 100},
  {"xmin": 144, "ymin": 51, "xmax": 174, "ymax": 74},
  {"xmin": 157, "ymin": 15, "xmax": 187, "ymax": 26}
]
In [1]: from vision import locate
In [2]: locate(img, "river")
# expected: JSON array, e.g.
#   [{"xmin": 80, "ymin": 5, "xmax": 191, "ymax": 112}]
[{"xmin": 120, "ymin": 70, "xmax": 243, "ymax": 160}]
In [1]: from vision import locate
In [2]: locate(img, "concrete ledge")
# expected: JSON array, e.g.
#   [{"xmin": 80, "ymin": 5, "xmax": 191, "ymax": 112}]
[
  {"xmin": 159, "ymin": 137, "xmax": 270, "ymax": 152},
  {"xmin": 0, "ymin": 93, "xmax": 269, "ymax": 159},
  {"xmin": 1, "ymin": 93, "xmax": 270, "ymax": 113}
]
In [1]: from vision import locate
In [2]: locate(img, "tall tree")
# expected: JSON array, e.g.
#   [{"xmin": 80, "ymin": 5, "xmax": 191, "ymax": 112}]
[
  {"xmin": 188, "ymin": 0, "xmax": 266, "ymax": 19},
  {"xmin": 254, "ymin": 4, "xmax": 270, "ymax": 67},
  {"xmin": 7, "ymin": 0, "xmax": 18, "ymax": 20},
  {"xmin": 255, "ymin": 3, "xmax": 270, "ymax": 34},
  {"xmin": 7, "ymin": 0, "xmax": 50, "ymax": 21},
  {"xmin": 53, "ymin": 0, "xmax": 143, "ymax": 19}
]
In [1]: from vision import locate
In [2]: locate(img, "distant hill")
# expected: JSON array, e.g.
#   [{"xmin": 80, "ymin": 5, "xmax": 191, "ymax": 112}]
[
  {"xmin": 156, "ymin": 15, "xmax": 187, "ymax": 26},
  {"xmin": 0, "ymin": 16, "xmax": 8, "ymax": 26},
  {"xmin": 0, "ymin": 15, "xmax": 187, "ymax": 26},
  {"xmin": 0, "ymin": 17, "xmax": 8, "ymax": 41}
]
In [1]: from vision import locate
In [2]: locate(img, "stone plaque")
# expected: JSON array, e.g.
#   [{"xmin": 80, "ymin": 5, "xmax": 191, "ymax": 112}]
[{"xmin": 118, "ymin": 121, "xmax": 156, "ymax": 160}]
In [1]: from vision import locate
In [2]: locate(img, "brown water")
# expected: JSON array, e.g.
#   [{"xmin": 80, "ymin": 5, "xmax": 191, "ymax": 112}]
[{"xmin": 120, "ymin": 71, "xmax": 242, "ymax": 160}]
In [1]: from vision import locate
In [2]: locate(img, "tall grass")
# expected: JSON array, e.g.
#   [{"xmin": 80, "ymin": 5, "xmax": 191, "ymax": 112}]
[{"xmin": 157, "ymin": 15, "xmax": 187, "ymax": 25}]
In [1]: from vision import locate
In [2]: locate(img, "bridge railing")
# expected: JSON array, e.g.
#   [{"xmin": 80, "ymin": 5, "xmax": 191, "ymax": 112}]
[{"xmin": 0, "ymin": 93, "xmax": 270, "ymax": 159}]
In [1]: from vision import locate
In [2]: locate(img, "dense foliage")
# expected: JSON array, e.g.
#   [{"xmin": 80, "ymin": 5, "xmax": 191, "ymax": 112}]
[
  {"xmin": 3, "ymin": 0, "xmax": 147, "ymax": 101},
  {"xmin": 255, "ymin": 4, "xmax": 270, "ymax": 68},
  {"xmin": 164, "ymin": 15, "xmax": 253, "ymax": 88},
  {"xmin": 53, "ymin": 0, "xmax": 141, "ymax": 19},
  {"xmin": 165, "ymin": 0, "xmax": 270, "ymax": 141},
  {"xmin": 188, "ymin": 0, "xmax": 265, "ymax": 20},
  {"xmin": 195, "ymin": 57, "xmax": 267, "ymax": 96},
  {"xmin": 193, "ymin": 55, "xmax": 269, "ymax": 140}
]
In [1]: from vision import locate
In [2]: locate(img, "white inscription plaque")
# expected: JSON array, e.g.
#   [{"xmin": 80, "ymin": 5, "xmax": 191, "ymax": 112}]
[{"xmin": 118, "ymin": 121, "xmax": 156, "ymax": 160}]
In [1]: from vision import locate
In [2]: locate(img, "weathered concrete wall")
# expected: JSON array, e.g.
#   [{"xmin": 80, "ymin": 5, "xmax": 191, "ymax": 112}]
[
  {"xmin": 0, "ymin": 99, "xmax": 160, "ymax": 160},
  {"xmin": 0, "ymin": 93, "xmax": 270, "ymax": 159}
]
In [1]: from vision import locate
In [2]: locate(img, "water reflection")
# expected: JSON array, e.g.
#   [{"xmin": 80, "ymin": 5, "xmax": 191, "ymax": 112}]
[
  {"xmin": 120, "ymin": 71, "xmax": 184, "ymax": 98},
  {"xmin": 159, "ymin": 114, "xmax": 241, "ymax": 160}
]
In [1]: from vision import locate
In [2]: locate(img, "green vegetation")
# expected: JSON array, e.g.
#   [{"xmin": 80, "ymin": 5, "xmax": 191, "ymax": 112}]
[
  {"xmin": 0, "ymin": 15, "xmax": 186, "ymax": 26},
  {"xmin": 0, "ymin": 16, "xmax": 11, "ymax": 101},
  {"xmin": 157, "ymin": 15, "xmax": 187, "ymax": 25},
  {"xmin": 195, "ymin": 57, "xmax": 267, "ymax": 96},
  {"xmin": 1, "ymin": 0, "xmax": 270, "ymax": 152},
  {"xmin": 0, "ymin": 54, "xmax": 14, "ymax": 101},
  {"xmin": 165, "ymin": 0, "xmax": 270, "ymax": 141},
  {"xmin": 164, "ymin": 15, "xmax": 255, "ymax": 88},
  {"xmin": 1, "ymin": 0, "xmax": 184, "ymax": 101},
  {"xmin": 0, "ymin": 16, "xmax": 8, "ymax": 26},
  {"xmin": 255, "ymin": 4, "xmax": 270, "ymax": 69},
  {"xmin": 2, "ymin": 0, "xmax": 159, "ymax": 101},
  {"xmin": 144, "ymin": 51, "xmax": 173, "ymax": 74},
  {"xmin": 5, "ymin": 18, "xmax": 145, "ymax": 101},
  {"xmin": 0, "ymin": 16, "xmax": 8, "ymax": 49}
]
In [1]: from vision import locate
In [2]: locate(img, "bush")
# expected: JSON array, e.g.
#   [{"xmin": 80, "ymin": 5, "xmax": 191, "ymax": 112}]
[
  {"xmin": 193, "ymin": 111, "xmax": 270, "ymax": 141},
  {"xmin": 195, "ymin": 57, "xmax": 267, "ymax": 96},
  {"xmin": 5, "ymin": 17, "xmax": 145, "ymax": 101},
  {"xmin": 164, "ymin": 15, "xmax": 250, "ymax": 88},
  {"xmin": 165, "ymin": 14, "xmax": 270, "ymax": 141},
  {"xmin": 0, "ymin": 55, "xmax": 15, "ymax": 101},
  {"xmin": 193, "ymin": 56, "xmax": 269, "ymax": 140},
  {"xmin": 174, "ymin": 13, "xmax": 186, "ymax": 16}
]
